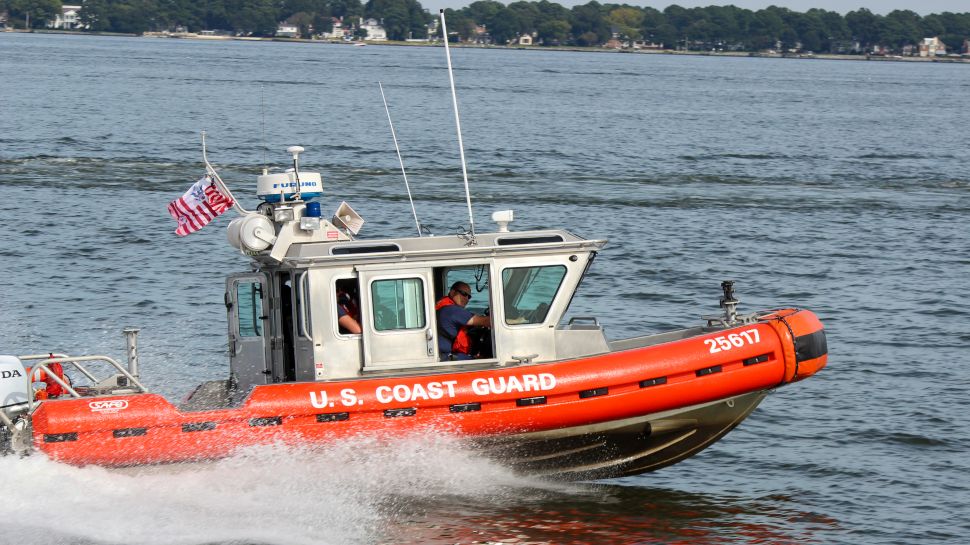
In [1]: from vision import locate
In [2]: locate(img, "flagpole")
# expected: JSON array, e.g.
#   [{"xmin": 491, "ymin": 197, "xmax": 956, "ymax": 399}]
[{"xmin": 201, "ymin": 131, "xmax": 249, "ymax": 215}]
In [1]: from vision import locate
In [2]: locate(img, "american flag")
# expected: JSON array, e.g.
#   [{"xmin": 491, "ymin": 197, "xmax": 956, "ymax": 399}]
[{"xmin": 167, "ymin": 175, "xmax": 234, "ymax": 237}]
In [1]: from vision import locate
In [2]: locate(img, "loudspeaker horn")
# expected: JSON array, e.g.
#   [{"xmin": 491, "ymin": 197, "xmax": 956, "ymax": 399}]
[{"xmin": 332, "ymin": 201, "xmax": 364, "ymax": 235}]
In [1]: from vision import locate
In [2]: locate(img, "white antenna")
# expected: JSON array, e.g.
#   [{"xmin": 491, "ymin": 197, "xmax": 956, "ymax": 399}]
[
  {"xmin": 379, "ymin": 82, "xmax": 422, "ymax": 237},
  {"xmin": 201, "ymin": 131, "xmax": 249, "ymax": 215},
  {"xmin": 259, "ymin": 85, "xmax": 267, "ymax": 172},
  {"xmin": 439, "ymin": 9, "xmax": 476, "ymax": 244}
]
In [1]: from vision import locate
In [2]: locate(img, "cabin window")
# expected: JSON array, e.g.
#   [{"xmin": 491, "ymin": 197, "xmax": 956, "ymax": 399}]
[
  {"xmin": 502, "ymin": 265, "xmax": 567, "ymax": 325},
  {"xmin": 335, "ymin": 278, "xmax": 362, "ymax": 335},
  {"xmin": 331, "ymin": 244, "xmax": 400, "ymax": 255},
  {"xmin": 236, "ymin": 282, "xmax": 263, "ymax": 337},
  {"xmin": 497, "ymin": 235, "xmax": 564, "ymax": 246},
  {"xmin": 371, "ymin": 278, "xmax": 426, "ymax": 331}
]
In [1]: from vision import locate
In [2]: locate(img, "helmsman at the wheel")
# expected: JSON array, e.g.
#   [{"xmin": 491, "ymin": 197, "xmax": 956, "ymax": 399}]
[{"xmin": 435, "ymin": 281, "xmax": 491, "ymax": 360}]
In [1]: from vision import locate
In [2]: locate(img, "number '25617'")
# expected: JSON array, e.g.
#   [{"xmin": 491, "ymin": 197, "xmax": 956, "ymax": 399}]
[{"xmin": 704, "ymin": 329, "xmax": 761, "ymax": 354}]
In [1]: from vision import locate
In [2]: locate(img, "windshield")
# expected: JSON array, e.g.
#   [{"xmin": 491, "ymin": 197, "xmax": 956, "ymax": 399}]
[{"xmin": 502, "ymin": 265, "xmax": 567, "ymax": 325}]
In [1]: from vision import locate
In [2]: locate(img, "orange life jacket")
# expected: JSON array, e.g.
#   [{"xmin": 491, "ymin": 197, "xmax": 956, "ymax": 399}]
[
  {"xmin": 26, "ymin": 362, "xmax": 68, "ymax": 398},
  {"xmin": 435, "ymin": 296, "xmax": 471, "ymax": 355}
]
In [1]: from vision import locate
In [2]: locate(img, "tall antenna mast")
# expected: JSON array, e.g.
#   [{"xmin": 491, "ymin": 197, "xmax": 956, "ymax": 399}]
[
  {"xmin": 439, "ymin": 9, "xmax": 476, "ymax": 243},
  {"xmin": 379, "ymin": 82, "xmax": 422, "ymax": 236},
  {"xmin": 259, "ymin": 84, "xmax": 268, "ymax": 172}
]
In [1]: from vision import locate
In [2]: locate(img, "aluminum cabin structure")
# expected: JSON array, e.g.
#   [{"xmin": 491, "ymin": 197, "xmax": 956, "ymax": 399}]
[{"xmin": 224, "ymin": 227, "xmax": 609, "ymax": 397}]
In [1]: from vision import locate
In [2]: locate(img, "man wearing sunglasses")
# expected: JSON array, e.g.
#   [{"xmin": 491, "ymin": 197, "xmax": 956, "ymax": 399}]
[{"xmin": 435, "ymin": 281, "xmax": 491, "ymax": 361}]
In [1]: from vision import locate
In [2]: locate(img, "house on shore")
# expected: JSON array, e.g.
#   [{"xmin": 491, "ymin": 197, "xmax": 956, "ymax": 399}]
[
  {"xmin": 919, "ymin": 37, "xmax": 946, "ymax": 57},
  {"xmin": 360, "ymin": 18, "xmax": 386, "ymax": 41},
  {"xmin": 48, "ymin": 5, "xmax": 83, "ymax": 30},
  {"xmin": 632, "ymin": 40, "xmax": 664, "ymax": 50},
  {"xmin": 871, "ymin": 44, "xmax": 891, "ymax": 56},
  {"xmin": 276, "ymin": 24, "xmax": 299, "ymax": 38},
  {"xmin": 318, "ymin": 18, "xmax": 349, "ymax": 41}
]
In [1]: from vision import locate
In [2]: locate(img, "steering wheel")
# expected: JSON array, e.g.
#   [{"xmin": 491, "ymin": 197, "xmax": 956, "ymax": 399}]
[{"xmin": 466, "ymin": 326, "xmax": 493, "ymax": 359}]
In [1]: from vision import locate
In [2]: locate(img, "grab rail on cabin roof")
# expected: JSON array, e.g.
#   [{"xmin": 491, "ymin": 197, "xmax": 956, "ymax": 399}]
[
  {"xmin": 18, "ymin": 354, "xmax": 150, "ymax": 412},
  {"xmin": 283, "ymin": 238, "xmax": 608, "ymax": 266}
]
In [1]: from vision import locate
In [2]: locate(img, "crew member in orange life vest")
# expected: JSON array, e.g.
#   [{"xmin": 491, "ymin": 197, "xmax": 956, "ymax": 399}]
[{"xmin": 436, "ymin": 281, "xmax": 490, "ymax": 360}]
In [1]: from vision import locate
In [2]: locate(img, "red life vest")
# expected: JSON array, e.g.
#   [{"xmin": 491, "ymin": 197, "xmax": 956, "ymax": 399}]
[
  {"xmin": 26, "ymin": 362, "xmax": 69, "ymax": 398},
  {"xmin": 435, "ymin": 297, "xmax": 471, "ymax": 355}
]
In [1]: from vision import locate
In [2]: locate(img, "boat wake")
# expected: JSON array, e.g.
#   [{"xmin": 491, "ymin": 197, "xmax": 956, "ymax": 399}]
[{"xmin": 0, "ymin": 434, "xmax": 573, "ymax": 545}]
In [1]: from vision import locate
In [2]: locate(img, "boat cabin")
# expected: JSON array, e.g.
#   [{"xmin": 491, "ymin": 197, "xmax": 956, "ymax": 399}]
[{"xmin": 225, "ymin": 226, "xmax": 608, "ymax": 391}]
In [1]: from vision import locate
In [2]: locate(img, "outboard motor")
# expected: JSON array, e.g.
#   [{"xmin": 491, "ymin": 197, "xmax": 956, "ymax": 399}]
[
  {"xmin": 0, "ymin": 356, "xmax": 29, "ymax": 421},
  {"xmin": 1, "ymin": 355, "xmax": 30, "ymax": 453}
]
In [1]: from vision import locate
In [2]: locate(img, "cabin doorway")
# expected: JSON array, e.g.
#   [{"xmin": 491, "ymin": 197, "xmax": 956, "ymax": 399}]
[
  {"xmin": 275, "ymin": 271, "xmax": 316, "ymax": 383},
  {"xmin": 226, "ymin": 273, "xmax": 271, "ymax": 390},
  {"xmin": 437, "ymin": 265, "xmax": 494, "ymax": 360}
]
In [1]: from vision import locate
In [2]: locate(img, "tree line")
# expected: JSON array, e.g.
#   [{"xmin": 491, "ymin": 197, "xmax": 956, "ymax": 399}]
[
  {"xmin": 3, "ymin": 0, "xmax": 969, "ymax": 53},
  {"xmin": 444, "ymin": 3, "xmax": 970, "ymax": 52}
]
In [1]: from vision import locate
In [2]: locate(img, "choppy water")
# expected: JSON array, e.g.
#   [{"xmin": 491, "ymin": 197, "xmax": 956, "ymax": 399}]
[{"xmin": 1, "ymin": 33, "xmax": 968, "ymax": 545}]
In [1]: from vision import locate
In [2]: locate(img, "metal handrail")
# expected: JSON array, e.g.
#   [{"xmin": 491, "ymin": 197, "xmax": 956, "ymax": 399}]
[
  {"xmin": 20, "ymin": 355, "xmax": 150, "ymax": 412},
  {"xmin": 298, "ymin": 271, "xmax": 312, "ymax": 340},
  {"xmin": 20, "ymin": 354, "xmax": 82, "ymax": 402},
  {"xmin": 19, "ymin": 353, "xmax": 70, "ymax": 361},
  {"xmin": 284, "ymin": 238, "xmax": 608, "ymax": 266},
  {"xmin": 567, "ymin": 316, "xmax": 600, "ymax": 326},
  {"xmin": 19, "ymin": 354, "xmax": 99, "ymax": 384}
]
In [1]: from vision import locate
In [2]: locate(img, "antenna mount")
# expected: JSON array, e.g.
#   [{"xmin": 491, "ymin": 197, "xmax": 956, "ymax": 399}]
[{"xmin": 286, "ymin": 145, "xmax": 304, "ymax": 200}]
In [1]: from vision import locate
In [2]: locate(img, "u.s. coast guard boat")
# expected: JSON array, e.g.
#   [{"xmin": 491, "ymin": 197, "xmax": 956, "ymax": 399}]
[
  {"xmin": 0, "ymin": 12, "xmax": 826, "ymax": 476},
  {"xmin": 0, "ymin": 145, "xmax": 827, "ymax": 479}
]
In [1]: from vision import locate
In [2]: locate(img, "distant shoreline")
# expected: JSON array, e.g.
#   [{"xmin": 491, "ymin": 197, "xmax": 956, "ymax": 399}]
[{"xmin": 7, "ymin": 28, "xmax": 970, "ymax": 64}]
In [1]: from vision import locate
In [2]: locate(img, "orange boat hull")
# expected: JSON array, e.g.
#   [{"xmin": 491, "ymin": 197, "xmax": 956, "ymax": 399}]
[{"xmin": 30, "ymin": 309, "xmax": 826, "ymax": 476}]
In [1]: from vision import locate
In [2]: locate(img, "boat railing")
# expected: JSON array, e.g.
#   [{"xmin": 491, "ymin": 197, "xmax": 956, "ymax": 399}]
[{"xmin": 18, "ymin": 353, "xmax": 150, "ymax": 412}]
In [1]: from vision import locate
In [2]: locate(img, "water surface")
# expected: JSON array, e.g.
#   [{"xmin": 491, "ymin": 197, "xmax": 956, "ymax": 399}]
[{"xmin": 1, "ymin": 33, "xmax": 968, "ymax": 545}]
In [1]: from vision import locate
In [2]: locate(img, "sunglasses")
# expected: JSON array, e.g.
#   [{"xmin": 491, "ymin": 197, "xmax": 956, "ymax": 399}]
[{"xmin": 456, "ymin": 289, "xmax": 472, "ymax": 299}]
